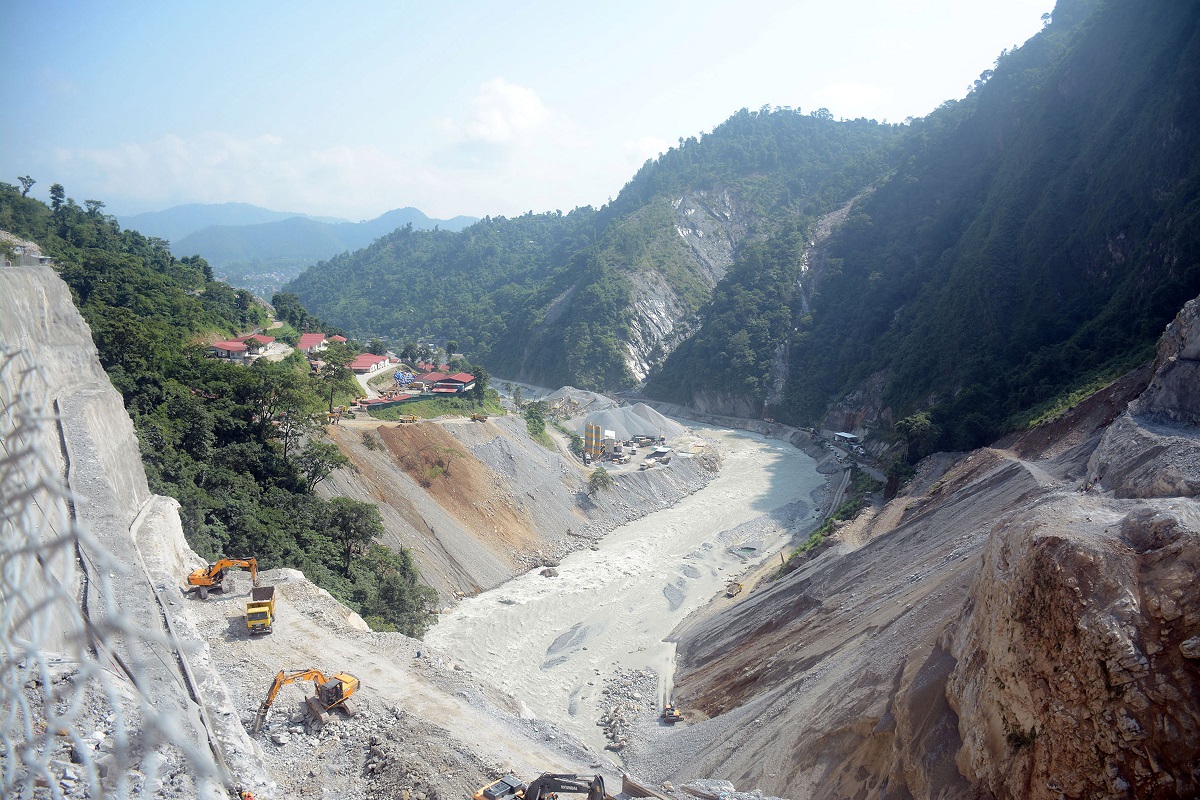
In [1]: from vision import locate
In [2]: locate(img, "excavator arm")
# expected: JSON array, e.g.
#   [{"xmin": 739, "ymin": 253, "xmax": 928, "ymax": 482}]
[{"xmin": 252, "ymin": 669, "xmax": 359, "ymax": 733}]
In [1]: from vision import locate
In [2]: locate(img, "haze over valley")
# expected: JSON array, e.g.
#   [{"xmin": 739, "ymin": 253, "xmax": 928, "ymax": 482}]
[{"xmin": 1, "ymin": 1, "xmax": 1198, "ymax": 799}]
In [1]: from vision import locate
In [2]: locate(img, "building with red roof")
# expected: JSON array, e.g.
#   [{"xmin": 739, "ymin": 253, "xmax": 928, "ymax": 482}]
[
  {"xmin": 297, "ymin": 333, "xmax": 327, "ymax": 354},
  {"xmin": 328, "ymin": 335, "xmax": 347, "ymax": 343},
  {"xmin": 349, "ymin": 353, "xmax": 395, "ymax": 374},
  {"xmin": 209, "ymin": 340, "xmax": 248, "ymax": 359}
]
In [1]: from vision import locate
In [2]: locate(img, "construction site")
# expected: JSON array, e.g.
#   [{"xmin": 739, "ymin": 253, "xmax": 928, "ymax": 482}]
[{"xmin": 5, "ymin": 258, "xmax": 1199, "ymax": 800}]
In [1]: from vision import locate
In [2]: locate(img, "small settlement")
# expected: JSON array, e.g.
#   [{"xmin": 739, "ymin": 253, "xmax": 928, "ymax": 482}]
[{"xmin": 353, "ymin": 370, "xmax": 477, "ymax": 412}]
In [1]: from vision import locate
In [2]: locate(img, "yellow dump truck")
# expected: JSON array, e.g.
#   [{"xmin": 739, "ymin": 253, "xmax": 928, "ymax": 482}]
[
  {"xmin": 470, "ymin": 412, "xmax": 489, "ymax": 422},
  {"xmin": 397, "ymin": 414, "xmax": 419, "ymax": 424},
  {"xmin": 247, "ymin": 585, "xmax": 277, "ymax": 634}
]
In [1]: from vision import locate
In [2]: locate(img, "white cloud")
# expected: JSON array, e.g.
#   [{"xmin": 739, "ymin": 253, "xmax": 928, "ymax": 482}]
[
  {"xmin": 54, "ymin": 133, "xmax": 424, "ymax": 220},
  {"xmin": 445, "ymin": 78, "xmax": 551, "ymax": 146}
]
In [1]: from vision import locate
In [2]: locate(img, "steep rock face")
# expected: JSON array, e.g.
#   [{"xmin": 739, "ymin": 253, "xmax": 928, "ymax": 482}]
[
  {"xmin": 948, "ymin": 295, "xmax": 1200, "ymax": 799},
  {"xmin": 624, "ymin": 190, "xmax": 754, "ymax": 382},
  {"xmin": 948, "ymin": 495, "xmax": 1199, "ymax": 799}
]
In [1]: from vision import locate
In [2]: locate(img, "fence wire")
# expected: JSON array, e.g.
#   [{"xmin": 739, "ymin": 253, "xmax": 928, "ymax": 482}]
[{"xmin": 0, "ymin": 346, "xmax": 227, "ymax": 799}]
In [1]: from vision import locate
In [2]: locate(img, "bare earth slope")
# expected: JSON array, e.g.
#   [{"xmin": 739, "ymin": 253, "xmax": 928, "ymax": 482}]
[
  {"xmin": 319, "ymin": 415, "xmax": 719, "ymax": 602},
  {"xmin": 648, "ymin": 298, "xmax": 1200, "ymax": 799}
]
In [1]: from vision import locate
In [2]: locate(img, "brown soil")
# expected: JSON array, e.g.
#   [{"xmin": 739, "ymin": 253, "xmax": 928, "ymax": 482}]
[{"xmin": 377, "ymin": 422, "xmax": 539, "ymax": 553}]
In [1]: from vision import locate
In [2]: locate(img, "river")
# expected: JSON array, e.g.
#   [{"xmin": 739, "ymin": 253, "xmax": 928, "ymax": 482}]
[{"xmin": 424, "ymin": 423, "xmax": 824, "ymax": 758}]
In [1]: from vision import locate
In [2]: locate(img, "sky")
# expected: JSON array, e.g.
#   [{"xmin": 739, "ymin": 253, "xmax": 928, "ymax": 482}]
[{"xmin": 1, "ymin": 0, "xmax": 1053, "ymax": 222}]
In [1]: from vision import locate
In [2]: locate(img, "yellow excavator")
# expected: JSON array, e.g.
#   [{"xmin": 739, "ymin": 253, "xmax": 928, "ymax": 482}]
[
  {"xmin": 474, "ymin": 774, "xmax": 610, "ymax": 800},
  {"xmin": 252, "ymin": 669, "xmax": 360, "ymax": 733},
  {"xmin": 186, "ymin": 557, "xmax": 258, "ymax": 599}
]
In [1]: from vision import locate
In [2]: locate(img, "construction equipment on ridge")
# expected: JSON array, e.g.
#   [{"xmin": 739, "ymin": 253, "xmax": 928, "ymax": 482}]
[
  {"xmin": 252, "ymin": 669, "xmax": 360, "ymax": 733},
  {"xmin": 474, "ymin": 774, "xmax": 611, "ymax": 800},
  {"xmin": 186, "ymin": 557, "xmax": 258, "ymax": 599}
]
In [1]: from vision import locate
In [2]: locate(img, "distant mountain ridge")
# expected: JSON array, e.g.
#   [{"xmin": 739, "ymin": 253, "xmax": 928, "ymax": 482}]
[
  {"xmin": 173, "ymin": 206, "xmax": 477, "ymax": 265},
  {"xmin": 116, "ymin": 202, "xmax": 478, "ymax": 298},
  {"xmin": 116, "ymin": 202, "xmax": 347, "ymax": 244}
]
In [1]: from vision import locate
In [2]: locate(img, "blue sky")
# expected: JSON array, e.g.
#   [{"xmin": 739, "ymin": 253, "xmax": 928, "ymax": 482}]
[{"xmin": 1, "ymin": 0, "xmax": 1052, "ymax": 221}]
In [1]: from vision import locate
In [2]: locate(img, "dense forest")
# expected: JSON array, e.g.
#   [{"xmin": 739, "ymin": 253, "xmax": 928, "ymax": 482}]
[
  {"xmin": 0, "ymin": 184, "xmax": 439, "ymax": 637},
  {"xmin": 286, "ymin": 111, "xmax": 900, "ymax": 390},
  {"xmin": 768, "ymin": 0, "xmax": 1200, "ymax": 449}
]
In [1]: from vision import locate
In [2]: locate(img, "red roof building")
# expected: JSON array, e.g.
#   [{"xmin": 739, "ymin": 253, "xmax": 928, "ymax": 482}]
[
  {"xmin": 349, "ymin": 353, "xmax": 393, "ymax": 374},
  {"xmin": 297, "ymin": 333, "xmax": 327, "ymax": 353},
  {"xmin": 419, "ymin": 371, "xmax": 449, "ymax": 383},
  {"xmin": 238, "ymin": 333, "xmax": 275, "ymax": 346},
  {"xmin": 209, "ymin": 340, "xmax": 248, "ymax": 358},
  {"xmin": 329, "ymin": 335, "xmax": 347, "ymax": 343},
  {"xmin": 432, "ymin": 372, "xmax": 476, "ymax": 394}
]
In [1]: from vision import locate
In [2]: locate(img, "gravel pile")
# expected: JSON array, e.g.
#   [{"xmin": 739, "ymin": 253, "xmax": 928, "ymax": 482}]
[
  {"xmin": 597, "ymin": 669, "xmax": 659, "ymax": 753},
  {"xmin": 576, "ymin": 404, "xmax": 688, "ymax": 442},
  {"xmin": 251, "ymin": 699, "xmax": 485, "ymax": 800}
]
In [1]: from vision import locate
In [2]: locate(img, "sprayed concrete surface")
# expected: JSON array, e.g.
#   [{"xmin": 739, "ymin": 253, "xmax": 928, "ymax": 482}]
[{"xmin": 425, "ymin": 425, "xmax": 825, "ymax": 758}]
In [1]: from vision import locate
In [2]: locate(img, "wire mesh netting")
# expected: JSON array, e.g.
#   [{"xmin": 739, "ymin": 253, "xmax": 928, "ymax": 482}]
[{"xmin": 0, "ymin": 346, "xmax": 227, "ymax": 799}]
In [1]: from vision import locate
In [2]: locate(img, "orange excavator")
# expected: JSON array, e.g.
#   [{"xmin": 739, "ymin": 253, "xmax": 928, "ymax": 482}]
[
  {"xmin": 186, "ymin": 558, "xmax": 258, "ymax": 599},
  {"xmin": 252, "ymin": 669, "xmax": 360, "ymax": 733}
]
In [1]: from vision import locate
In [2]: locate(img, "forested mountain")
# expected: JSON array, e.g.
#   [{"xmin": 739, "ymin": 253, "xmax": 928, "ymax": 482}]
[
  {"xmin": 287, "ymin": 112, "xmax": 900, "ymax": 389},
  {"xmin": 288, "ymin": 0, "xmax": 1198, "ymax": 455},
  {"xmin": 761, "ymin": 0, "xmax": 1200, "ymax": 449}
]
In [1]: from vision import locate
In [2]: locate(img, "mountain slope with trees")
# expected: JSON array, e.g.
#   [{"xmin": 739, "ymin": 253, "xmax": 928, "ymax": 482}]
[
  {"xmin": 286, "ymin": 113, "xmax": 900, "ymax": 390},
  {"xmin": 764, "ymin": 0, "xmax": 1200, "ymax": 451},
  {"xmin": 284, "ymin": 0, "xmax": 1197, "ymax": 458}
]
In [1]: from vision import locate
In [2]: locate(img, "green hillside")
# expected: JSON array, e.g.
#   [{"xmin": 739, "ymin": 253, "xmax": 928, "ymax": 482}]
[
  {"xmin": 287, "ymin": 0, "xmax": 1199, "ymax": 453},
  {"xmin": 766, "ymin": 0, "xmax": 1200, "ymax": 448},
  {"xmin": 287, "ymin": 112, "xmax": 900, "ymax": 390}
]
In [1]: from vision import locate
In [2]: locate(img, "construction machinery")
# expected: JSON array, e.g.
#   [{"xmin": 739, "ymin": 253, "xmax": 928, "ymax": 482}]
[
  {"xmin": 246, "ymin": 585, "xmax": 277, "ymax": 634},
  {"xmin": 474, "ymin": 774, "xmax": 610, "ymax": 800},
  {"xmin": 470, "ymin": 412, "xmax": 489, "ymax": 422},
  {"xmin": 186, "ymin": 558, "xmax": 258, "ymax": 599},
  {"xmin": 725, "ymin": 581, "xmax": 743, "ymax": 598},
  {"xmin": 661, "ymin": 703, "xmax": 683, "ymax": 724},
  {"xmin": 252, "ymin": 669, "xmax": 360, "ymax": 733}
]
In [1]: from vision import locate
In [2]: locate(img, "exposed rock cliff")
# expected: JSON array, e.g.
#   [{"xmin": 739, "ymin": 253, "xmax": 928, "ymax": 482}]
[
  {"xmin": 653, "ymin": 295, "xmax": 1200, "ymax": 799},
  {"xmin": 624, "ymin": 190, "xmax": 755, "ymax": 382}
]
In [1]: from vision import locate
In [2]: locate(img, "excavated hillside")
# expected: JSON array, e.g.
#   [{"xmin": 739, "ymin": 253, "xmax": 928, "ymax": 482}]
[
  {"xmin": 642, "ymin": 298, "xmax": 1200, "ymax": 799},
  {"xmin": 318, "ymin": 415, "xmax": 720, "ymax": 602}
]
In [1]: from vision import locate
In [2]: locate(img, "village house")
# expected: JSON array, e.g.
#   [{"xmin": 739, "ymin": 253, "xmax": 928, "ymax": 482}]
[
  {"xmin": 297, "ymin": 333, "xmax": 327, "ymax": 354},
  {"xmin": 209, "ymin": 340, "xmax": 249, "ymax": 360},
  {"xmin": 349, "ymin": 353, "xmax": 397, "ymax": 374}
]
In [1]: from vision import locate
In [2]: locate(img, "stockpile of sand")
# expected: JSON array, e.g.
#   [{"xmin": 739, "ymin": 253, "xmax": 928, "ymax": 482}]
[{"xmin": 579, "ymin": 402, "xmax": 688, "ymax": 442}]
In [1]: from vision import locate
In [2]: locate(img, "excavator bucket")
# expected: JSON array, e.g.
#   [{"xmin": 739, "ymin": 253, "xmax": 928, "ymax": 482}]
[{"xmin": 252, "ymin": 702, "xmax": 270, "ymax": 734}]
